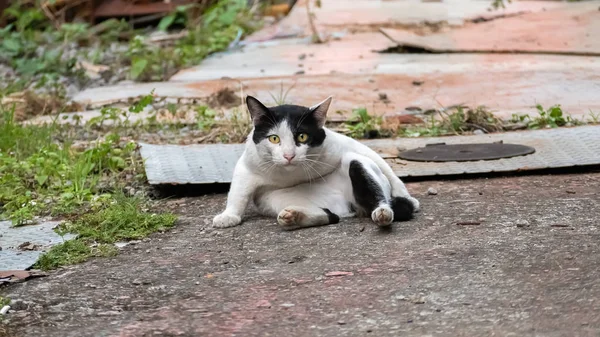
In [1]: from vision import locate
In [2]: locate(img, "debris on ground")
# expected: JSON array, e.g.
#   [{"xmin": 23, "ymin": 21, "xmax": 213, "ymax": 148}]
[
  {"xmin": 0, "ymin": 271, "xmax": 48, "ymax": 285},
  {"xmin": 325, "ymin": 271, "xmax": 354, "ymax": 277},
  {"xmin": 207, "ymin": 87, "xmax": 242, "ymax": 109},
  {"xmin": 427, "ymin": 187, "xmax": 438, "ymax": 195},
  {"xmin": 455, "ymin": 221, "xmax": 482, "ymax": 226},
  {"xmin": 0, "ymin": 305, "xmax": 10, "ymax": 315}
]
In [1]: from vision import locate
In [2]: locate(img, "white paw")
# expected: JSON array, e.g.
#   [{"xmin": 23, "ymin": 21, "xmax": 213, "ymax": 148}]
[
  {"xmin": 408, "ymin": 197, "xmax": 420, "ymax": 212},
  {"xmin": 212, "ymin": 213, "xmax": 242, "ymax": 228},
  {"xmin": 371, "ymin": 205, "xmax": 394, "ymax": 226},
  {"xmin": 277, "ymin": 208, "xmax": 304, "ymax": 228}
]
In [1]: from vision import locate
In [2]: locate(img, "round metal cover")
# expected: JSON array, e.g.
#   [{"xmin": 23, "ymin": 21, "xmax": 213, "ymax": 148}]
[{"xmin": 398, "ymin": 143, "xmax": 535, "ymax": 162}]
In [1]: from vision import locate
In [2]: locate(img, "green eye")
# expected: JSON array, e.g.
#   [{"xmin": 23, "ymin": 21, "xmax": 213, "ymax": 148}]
[
  {"xmin": 297, "ymin": 133, "xmax": 308, "ymax": 143},
  {"xmin": 268, "ymin": 135, "xmax": 280, "ymax": 144}
]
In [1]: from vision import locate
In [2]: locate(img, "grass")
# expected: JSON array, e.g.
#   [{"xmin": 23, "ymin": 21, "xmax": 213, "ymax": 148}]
[
  {"xmin": 35, "ymin": 195, "xmax": 176, "ymax": 270},
  {"xmin": 35, "ymin": 240, "xmax": 118, "ymax": 271},
  {"xmin": 60, "ymin": 194, "xmax": 177, "ymax": 244},
  {"xmin": 0, "ymin": 93, "xmax": 177, "ymax": 270}
]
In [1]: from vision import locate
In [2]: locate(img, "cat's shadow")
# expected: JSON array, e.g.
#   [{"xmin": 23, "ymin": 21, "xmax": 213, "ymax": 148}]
[{"xmin": 375, "ymin": 225, "xmax": 394, "ymax": 235}]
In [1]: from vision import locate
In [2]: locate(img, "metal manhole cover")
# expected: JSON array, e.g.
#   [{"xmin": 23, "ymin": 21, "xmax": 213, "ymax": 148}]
[{"xmin": 398, "ymin": 143, "xmax": 536, "ymax": 162}]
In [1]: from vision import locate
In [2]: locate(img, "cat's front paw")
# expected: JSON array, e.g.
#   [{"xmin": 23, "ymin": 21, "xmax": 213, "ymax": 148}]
[
  {"xmin": 213, "ymin": 213, "xmax": 242, "ymax": 228},
  {"xmin": 372, "ymin": 205, "xmax": 394, "ymax": 227},
  {"xmin": 277, "ymin": 208, "xmax": 305, "ymax": 229}
]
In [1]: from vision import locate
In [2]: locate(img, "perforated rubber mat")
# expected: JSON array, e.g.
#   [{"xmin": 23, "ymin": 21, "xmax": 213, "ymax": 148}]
[
  {"xmin": 398, "ymin": 143, "xmax": 536, "ymax": 162},
  {"xmin": 0, "ymin": 221, "xmax": 76, "ymax": 271},
  {"xmin": 139, "ymin": 125, "xmax": 600, "ymax": 184}
]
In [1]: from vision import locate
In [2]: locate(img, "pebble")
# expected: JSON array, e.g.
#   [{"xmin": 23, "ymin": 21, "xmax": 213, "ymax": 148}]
[
  {"xmin": 427, "ymin": 187, "xmax": 438, "ymax": 195},
  {"xmin": 516, "ymin": 219, "xmax": 530, "ymax": 228},
  {"xmin": 280, "ymin": 303, "xmax": 295, "ymax": 308},
  {"xmin": 473, "ymin": 129, "xmax": 485, "ymax": 135},
  {"xmin": 0, "ymin": 305, "xmax": 10, "ymax": 315}
]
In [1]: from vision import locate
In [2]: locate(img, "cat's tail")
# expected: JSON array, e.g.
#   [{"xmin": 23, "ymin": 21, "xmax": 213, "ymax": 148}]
[{"xmin": 390, "ymin": 197, "xmax": 415, "ymax": 222}]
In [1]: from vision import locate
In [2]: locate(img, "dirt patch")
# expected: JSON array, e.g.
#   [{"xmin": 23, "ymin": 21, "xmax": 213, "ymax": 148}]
[
  {"xmin": 2, "ymin": 90, "xmax": 83, "ymax": 122},
  {"xmin": 207, "ymin": 87, "xmax": 242, "ymax": 109}
]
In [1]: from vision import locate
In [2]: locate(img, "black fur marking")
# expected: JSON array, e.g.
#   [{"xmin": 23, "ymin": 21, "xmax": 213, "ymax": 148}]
[
  {"xmin": 247, "ymin": 97, "xmax": 326, "ymax": 146},
  {"xmin": 348, "ymin": 160, "xmax": 386, "ymax": 213},
  {"xmin": 390, "ymin": 197, "xmax": 415, "ymax": 222},
  {"xmin": 322, "ymin": 208, "xmax": 340, "ymax": 224}
]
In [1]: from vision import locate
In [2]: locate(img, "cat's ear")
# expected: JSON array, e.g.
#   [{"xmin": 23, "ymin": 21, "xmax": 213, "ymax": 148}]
[
  {"xmin": 310, "ymin": 96, "xmax": 332, "ymax": 127},
  {"xmin": 246, "ymin": 96, "xmax": 270, "ymax": 125}
]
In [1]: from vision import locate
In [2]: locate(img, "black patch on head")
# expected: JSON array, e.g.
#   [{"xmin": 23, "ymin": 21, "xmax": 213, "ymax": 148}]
[
  {"xmin": 390, "ymin": 197, "xmax": 414, "ymax": 222},
  {"xmin": 348, "ymin": 160, "xmax": 387, "ymax": 214},
  {"xmin": 246, "ymin": 96, "xmax": 327, "ymax": 146},
  {"xmin": 321, "ymin": 208, "xmax": 340, "ymax": 224}
]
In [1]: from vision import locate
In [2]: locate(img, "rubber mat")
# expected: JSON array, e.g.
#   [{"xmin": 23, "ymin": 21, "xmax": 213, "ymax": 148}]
[
  {"xmin": 139, "ymin": 125, "xmax": 600, "ymax": 184},
  {"xmin": 0, "ymin": 221, "xmax": 76, "ymax": 271}
]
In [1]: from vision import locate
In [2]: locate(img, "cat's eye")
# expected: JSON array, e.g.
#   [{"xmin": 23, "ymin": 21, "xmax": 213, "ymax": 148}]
[
  {"xmin": 297, "ymin": 133, "xmax": 308, "ymax": 143},
  {"xmin": 268, "ymin": 135, "xmax": 280, "ymax": 144}
]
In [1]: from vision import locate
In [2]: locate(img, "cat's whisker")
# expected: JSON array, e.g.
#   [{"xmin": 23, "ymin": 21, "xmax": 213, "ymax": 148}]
[
  {"xmin": 304, "ymin": 158, "xmax": 336, "ymax": 169},
  {"xmin": 306, "ymin": 162, "xmax": 327, "ymax": 183},
  {"xmin": 300, "ymin": 162, "xmax": 313, "ymax": 185}
]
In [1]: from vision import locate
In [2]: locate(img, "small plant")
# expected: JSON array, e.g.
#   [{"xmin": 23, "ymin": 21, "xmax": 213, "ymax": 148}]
[
  {"xmin": 490, "ymin": 0, "xmax": 511, "ymax": 9},
  {"xmin": 158, "ymin": 4, "xmax": 195, "ymax": 31},
  {"xmin": 268, "ymin": 82, "xmax": 296, "ymax": 105},
  {"xmin": 526, "ymin": 104, "xmax": 568, "ymax": 129},
  {"xmin": 195, "ymin": 105, "xmax": 216, "ymax": 130},
  {"xmin": 345, "ymin": 107, "xmax": 382, "ymax": 139},
  {"xmin": 588, "ymin": 110, "xmax": 600, "ymax": 124},
  {"xmin": 0, "ymin": 296, "xmax": 10, "ymax": 307}
]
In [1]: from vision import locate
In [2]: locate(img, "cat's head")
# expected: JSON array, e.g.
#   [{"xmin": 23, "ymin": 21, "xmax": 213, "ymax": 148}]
[{"xmin": 246, "ymin": 95, "xmax": 332, "ymax": 168}]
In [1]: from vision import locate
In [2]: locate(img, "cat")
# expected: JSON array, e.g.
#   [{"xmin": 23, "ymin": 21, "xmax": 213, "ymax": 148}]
[{"xmin": 212, "ymin": 96, "xmax": 420, "ymax": 230}]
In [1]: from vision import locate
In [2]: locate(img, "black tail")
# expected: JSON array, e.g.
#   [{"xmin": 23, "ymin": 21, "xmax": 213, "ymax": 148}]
[{"xmin": 390, "ymin": 197, "xmax": 415, "ymax": 222}]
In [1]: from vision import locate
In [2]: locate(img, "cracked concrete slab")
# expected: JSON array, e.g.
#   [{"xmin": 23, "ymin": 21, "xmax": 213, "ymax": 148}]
[
  {"xmin": 3, "ymin": 172, "xmax": 600, "ymax": 336},
  {"xmin": 71, "ymin": 53, "xmax": 600, "ymax": 122},
  {"xmin": 247, "ymin": 0, "xmax": 569, "ymax": 42},
  {"xmin": 380, "ymin": 2, "xmax": 600, "ymax": 55}
]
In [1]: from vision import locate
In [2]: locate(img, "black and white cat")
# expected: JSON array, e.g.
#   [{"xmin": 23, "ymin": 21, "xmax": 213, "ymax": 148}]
[{"xmin": 213, "ymin": 96, "xmax": 420, "ymax": 229}]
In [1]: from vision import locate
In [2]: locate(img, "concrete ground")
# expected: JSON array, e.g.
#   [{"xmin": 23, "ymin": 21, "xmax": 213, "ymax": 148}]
[{"xmin": 3, "ymin": 171, "xmax": 600, "ymax": 337}]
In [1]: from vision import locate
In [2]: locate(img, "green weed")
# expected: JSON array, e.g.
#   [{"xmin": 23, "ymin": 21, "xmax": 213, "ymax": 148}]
[
  {"xmin": 61, "ymin": 194, "xmax": 177, "ymax": 244},
  {"xmin": 268, "ymin": 82, "xmax": 296, "ymax": 105},
  {"xmin": 588, "ymin": 110, "xmax": 600, "ymax": 124},
  {"xmin": 511, "ymin": 104, "xmax": 582, "ymax": 129},
  {"xmin": 0, "ymin": 0, "xmax": 260, "ymax": 99},
  {"xmin": 34, "ymin": 240, "xmax": 118, "ymax": 271},
  {"xmin": 0, "ymin": 94, "xmax": 177, "ymax": 270},
  {"xmin": 34, "ymin": 195, "xmax": 175, "ymax": 270},
  {"xmin": 0, "ymin": 106, "xmax": 140, "ymax": 225},
  {"xmin": 195, "ymin": 105, "xmax": 217, "ymax": 130},
  {"xmin": 345, "ymin": 107, "xmax": 382, "ymax": 139},
  {"xmin": 0, "ymin": 296, "xmax": 9, "ymax": 307}
]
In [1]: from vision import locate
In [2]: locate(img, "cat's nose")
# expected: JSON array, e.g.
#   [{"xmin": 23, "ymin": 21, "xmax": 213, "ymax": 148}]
[{"xmin": 283, "ymin": 154, "xmax": 295, "ymax": 163}]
